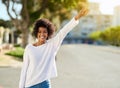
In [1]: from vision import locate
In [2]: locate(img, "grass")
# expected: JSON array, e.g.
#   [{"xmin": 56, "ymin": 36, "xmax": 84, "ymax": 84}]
[{"xmin": 5, "ymin": 47, "xmax": 24, "ymax": 60}]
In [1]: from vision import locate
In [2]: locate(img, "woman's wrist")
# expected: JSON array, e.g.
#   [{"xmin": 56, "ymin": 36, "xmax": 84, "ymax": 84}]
[
  {"xmin": 74, "ymin": 16, "xmax": 78, "ymax": 21},
  {"xmin": 74, "ymin": 15, "xmax": 81, "ymax": 21}
]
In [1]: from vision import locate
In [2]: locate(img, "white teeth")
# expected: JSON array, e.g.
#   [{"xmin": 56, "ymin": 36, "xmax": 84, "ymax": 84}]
[{"xmin": 40, "ymin": 36, "xmax": 45, "ymax": 39}]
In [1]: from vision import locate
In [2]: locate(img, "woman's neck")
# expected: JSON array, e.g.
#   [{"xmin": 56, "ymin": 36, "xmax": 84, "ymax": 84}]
[
  {"xmin": 34, "ymin": 41, "xmax": 46, "ymax": 46},
  {"xmin": 38, "ymin": 41, "xmax": 46, "ymax": 45}
]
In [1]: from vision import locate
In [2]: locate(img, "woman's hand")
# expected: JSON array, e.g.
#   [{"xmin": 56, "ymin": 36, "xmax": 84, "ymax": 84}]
[{"xmin": 75, "ymin": 8, "xmax": 89, "ymax": 20}]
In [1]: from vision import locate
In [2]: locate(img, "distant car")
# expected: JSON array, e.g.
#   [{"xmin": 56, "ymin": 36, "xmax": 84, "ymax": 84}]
[{"xmin": 93, "ymin": 40, "xmax": 106, "ymax": 45}]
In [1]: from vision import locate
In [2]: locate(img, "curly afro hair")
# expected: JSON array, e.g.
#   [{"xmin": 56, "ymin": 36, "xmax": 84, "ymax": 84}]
[{"xmin": 32, "ymin": 18, "xmax": 55, "ymax": 39}]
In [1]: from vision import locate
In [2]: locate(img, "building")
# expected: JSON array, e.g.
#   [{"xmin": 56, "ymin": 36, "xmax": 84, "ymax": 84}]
[
  {"xmin": 0, "ymin": 27, "xmax": 4, "ymax": 44},
  {"xmin": 88, "ymin": 2, "xmax": 101, "ymax": 15},
  {"xmin": 113, "ymin": 5, "xmax": 120, "ymax": 26},
  {"xmin": 79, "ymin": 14, "xmax": 112, "ymax": 38}
]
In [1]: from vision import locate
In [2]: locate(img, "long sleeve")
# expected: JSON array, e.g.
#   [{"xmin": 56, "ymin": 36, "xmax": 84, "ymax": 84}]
[
  {"xmin": 52, "ymin": 17, "xmax": 79, "ymax": 50},
  {"xmin": 19, "ymin": 47, "xmax": 29, "ymax": 88}
]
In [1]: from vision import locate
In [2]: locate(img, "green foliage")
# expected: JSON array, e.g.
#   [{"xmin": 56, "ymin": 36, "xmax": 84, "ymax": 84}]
[
  {"xmin": 89, "ymin": 30, "xmax": 102, "ymax": 40},
  {"xmin": 89, "ymin": 26, "xmax": 120, "ymax": 46},
  {"xmin": 27, "ymin": 0, "xmax": 87, "ymax": 24},
  {"xmin": 5, "ymin": 47, "xmax": 24, "ymax": 60},
  {"xmin": 14, "ymin": 44, "xmax": 21, "ymax": 47},
  {"xmin": 100, "ymin": 26, "xmax": 120, "ymax": 46},
  {"xmin": 0, "ymin": 20, "xmax": 13, "ymax": 28},
  {"xmin": 2, "ymin": 0, "xmax": 87, "ymax": 25}
]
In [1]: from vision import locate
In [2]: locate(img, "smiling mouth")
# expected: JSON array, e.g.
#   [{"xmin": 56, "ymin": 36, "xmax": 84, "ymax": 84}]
[{"xmin": 39, "ymin": 36, "xmax": 46, "ymax": 39}]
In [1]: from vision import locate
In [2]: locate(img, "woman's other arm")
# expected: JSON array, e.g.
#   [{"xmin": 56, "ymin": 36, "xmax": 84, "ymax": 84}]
[{"xmin": 19, "ymin": 47, "xmax": 29, "ymax": 88}]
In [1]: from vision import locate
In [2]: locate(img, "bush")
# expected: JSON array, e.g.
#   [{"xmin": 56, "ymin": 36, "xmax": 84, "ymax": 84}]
[
  {"xmin": 14, "ymin": 44, "xmax": 21, "ymax": 47},
  {"xmin": 100, "ymin": 26, "xmax": 120, "ymax": 46},
  {"xmin": 89, "ymin": 26, "xmax": 120, "ymax": 46},
  {"xmin": 6, "ymin": 47, "xmax": 24, "ymax": 60},
  {"xmin": 89, "ymin": 30, "xmax": 102, "ymax": 40}
]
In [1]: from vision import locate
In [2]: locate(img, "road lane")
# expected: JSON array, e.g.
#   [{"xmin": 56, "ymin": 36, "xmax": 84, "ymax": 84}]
[{"xmin": 52, "ymin": 44, "xmax": 120, "ymax": 88}]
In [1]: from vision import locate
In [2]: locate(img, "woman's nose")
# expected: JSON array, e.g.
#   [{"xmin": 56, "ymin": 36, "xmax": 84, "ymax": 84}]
[{"xmin": 40, "ymin": 33, "xmax": 44, "ymax": 35}]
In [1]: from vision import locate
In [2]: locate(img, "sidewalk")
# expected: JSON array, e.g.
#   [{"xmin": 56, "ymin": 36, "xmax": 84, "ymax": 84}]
[
  {"xmin": 0, "ymin": 49, "xmax": 22, "ymax": 67},
  {"xmin": 0, "ymin": 49, "xmax": 22, "ymax": 88}
]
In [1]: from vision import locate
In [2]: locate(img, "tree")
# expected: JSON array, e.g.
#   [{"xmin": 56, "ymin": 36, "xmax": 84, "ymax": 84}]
[
  {"xmin": 0, "ymin": 19, "xmax": 13, "ymax": 28},
  {"xmin": 89, "ymin": 26, "xmax": 120, "ymax": 46},
  {"xmin": 100, "ymin": 26, "xmax": 120, "ymax": 46},
  {"xmin": 2, "ymin": 0, "xmax": 87, "ymax": 47},
  {"xmin": 89, "ymin": 30, "xmax": 102, "ymax": 40}
]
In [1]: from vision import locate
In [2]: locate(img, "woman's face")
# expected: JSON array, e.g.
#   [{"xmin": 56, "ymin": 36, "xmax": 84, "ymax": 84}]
[{"xmin": 37, "ymin": 27, "xmax": 48, "ymax": 42}]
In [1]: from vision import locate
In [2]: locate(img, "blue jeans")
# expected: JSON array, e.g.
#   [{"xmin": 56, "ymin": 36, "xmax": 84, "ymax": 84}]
[{"xmin": 26, "ymin": 80, "xmax": 51, "ymax": 88}]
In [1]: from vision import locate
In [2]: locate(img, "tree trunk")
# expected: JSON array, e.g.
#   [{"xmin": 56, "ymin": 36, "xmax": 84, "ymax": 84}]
[{"xmin": 21, "ymin": 26, "xmax": 29, "ymax": 48}]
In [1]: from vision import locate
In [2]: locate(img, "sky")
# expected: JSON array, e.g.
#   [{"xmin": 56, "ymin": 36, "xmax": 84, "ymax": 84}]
[
  {"xmin": 0, "ymin": 0, "xmax": 22, "ymax": 21},
  {"xmin": 0, "ymin": 0, "xmax": 10, "ymax": 20},
  {"xmin": 88, "ymin": 0, "xmax": 120, "ymax": 14},
  {"xmin": 0, "ymin": 0, "xmax": 120, "ymax": 20}
]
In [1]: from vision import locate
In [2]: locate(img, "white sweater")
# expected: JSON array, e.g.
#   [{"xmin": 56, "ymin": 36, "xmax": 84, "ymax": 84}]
[{"xmin": 19, "ymin": 18, "xmax": 79, "ymax": 88}]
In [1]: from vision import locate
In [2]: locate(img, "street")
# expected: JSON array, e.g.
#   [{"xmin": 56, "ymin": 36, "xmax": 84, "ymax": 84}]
[{"xmin": 0, "ymin": 44, "xmax": 120, "ymax": 88}]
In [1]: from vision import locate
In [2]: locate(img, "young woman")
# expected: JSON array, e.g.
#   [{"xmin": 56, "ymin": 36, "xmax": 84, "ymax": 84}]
[{"xmin": 19, "ymin": 8, "xmax": 88, "ymax": 88}]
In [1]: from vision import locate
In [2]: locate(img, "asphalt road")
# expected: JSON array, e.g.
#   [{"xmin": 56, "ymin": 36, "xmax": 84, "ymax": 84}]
[{"xmin": 0, "ymin": 44, "xmax": 120, "ymax": 88}]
